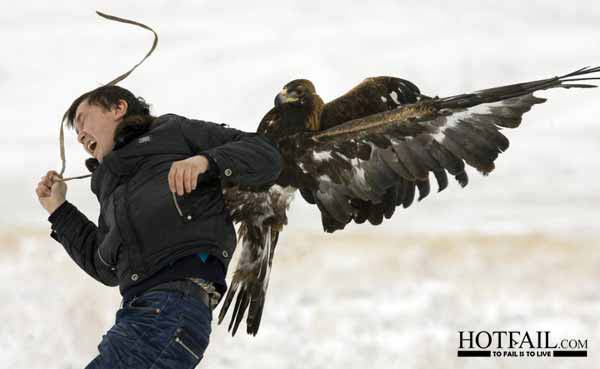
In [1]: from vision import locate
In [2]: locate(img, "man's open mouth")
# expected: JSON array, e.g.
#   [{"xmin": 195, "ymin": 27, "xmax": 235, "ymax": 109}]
[{"xmin": 87, "ymin": 140, "xmax": 97, "ymax": 154}]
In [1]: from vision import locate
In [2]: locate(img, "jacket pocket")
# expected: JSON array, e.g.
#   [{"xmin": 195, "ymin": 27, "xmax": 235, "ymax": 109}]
[
  {"xmin": 173, "ymin": 181, "xmax": 225, "ymax": 221},
  {"xmin": 97, "ymin": 245, "xmax": 119, "ymax": 270}
]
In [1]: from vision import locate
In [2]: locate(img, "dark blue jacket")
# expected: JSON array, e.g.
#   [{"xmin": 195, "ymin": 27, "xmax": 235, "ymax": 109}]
[{"xmin": 49, "ymin": 113, "xmax": 283, "ymax": 294}]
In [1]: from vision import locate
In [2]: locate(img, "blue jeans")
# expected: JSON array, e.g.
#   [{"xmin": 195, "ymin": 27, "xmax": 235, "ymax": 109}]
[{"xmin": 85, "ymin": 286, "xmax": 212, "ymax": 369}]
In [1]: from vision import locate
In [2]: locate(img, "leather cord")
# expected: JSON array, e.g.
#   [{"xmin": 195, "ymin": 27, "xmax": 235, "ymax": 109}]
[{"xmin": 58, "ymin": 11, "xmax": 158, "ymax": 182}]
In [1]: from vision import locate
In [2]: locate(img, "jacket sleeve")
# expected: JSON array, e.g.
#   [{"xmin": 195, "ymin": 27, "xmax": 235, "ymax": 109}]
[
  {"xmin": 180, "ymin": 118, "xmax": 283, "ymax": 188},
  {"xmin": 48, "ymin": 201, "xmax": 119, "ymax": 286}
]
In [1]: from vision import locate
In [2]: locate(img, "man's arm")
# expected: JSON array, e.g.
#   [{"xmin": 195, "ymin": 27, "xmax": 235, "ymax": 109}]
[
  {"xmin": 180, "ymin": 119, "xmax": 283, "ymax": 188},
  {"xmin": 48, "ymin": 201, "xmax": 119, "ymax": 286},
  {"xmin": 37, "ymin": 170, "xmax": 118, "ymax": 286}
]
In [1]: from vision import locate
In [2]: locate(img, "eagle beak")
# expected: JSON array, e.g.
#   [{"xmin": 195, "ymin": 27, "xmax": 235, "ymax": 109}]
[{"xmin": 275, "ymin": 88, "xmax": 298, "ymax": 107}]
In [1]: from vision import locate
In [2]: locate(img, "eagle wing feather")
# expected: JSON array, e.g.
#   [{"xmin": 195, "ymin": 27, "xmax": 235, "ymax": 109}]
[
  {"xmin": 288, "ymin": 67, "xmax": 600, "ymax": 232},
  {"xmin": 320, "ymin": 76, "xmax": 424, "ymax": 130}
]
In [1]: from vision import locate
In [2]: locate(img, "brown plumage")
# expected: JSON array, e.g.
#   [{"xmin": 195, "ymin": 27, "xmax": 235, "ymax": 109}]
[
  {"xmin": 218, "ymin": 66, "xmax": 600, "ymax": 336},
  {"xmin": 320, "ymin": 76, "xmax": 423, "ymax": 130}
]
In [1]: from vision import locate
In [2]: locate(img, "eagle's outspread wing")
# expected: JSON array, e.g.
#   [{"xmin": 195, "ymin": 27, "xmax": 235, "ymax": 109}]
[
  {"xmin": 286, "ymin": 66, "xmax": 600, "ymax": 232},
  {"xmin": 320, "ymin": 76, "xmax": 425, "ymax": 130},
  {"xmin": 274, "ymin": 76, "xmax": 426, "ymax": 212},
  {"xmin": 218, "ymin": 185, "xmax": 295, "ymax": 336},
  {"xmin": 217, "ymin": 66, "xmax": 599, "ymax": 335}
]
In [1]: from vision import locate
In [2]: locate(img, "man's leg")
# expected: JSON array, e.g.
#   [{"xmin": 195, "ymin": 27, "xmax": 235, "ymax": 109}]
[{"xmin": 84, "ymin": 287, "xmax": 212, "ymax": 369}]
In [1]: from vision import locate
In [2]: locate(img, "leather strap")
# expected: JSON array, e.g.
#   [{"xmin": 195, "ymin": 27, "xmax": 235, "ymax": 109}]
[{"xmin": 59, "ymin": 11, "xmax": 158, "ymax": 179}]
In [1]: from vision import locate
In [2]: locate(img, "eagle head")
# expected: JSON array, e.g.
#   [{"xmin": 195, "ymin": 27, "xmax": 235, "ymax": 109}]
[
  {"xmin": 275, "ymin": 79, "xmax": 318, "ymax": 107},
  {"xmin": 274, "ymin": 79, "xmax": 324, "ymax": 131}
]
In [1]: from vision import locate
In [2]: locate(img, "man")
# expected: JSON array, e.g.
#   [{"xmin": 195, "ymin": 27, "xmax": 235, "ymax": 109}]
[{"xmin": 35, "ymin": 85, "xmax": 283, "ymax": 368}]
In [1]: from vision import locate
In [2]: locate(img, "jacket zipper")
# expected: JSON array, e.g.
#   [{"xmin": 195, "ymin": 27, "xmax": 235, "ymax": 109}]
[{"xmin": 174, "ymin": 336, "xmax": 200, "ymax": 360}]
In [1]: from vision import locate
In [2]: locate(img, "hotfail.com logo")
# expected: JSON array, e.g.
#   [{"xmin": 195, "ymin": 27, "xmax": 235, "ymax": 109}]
[{"xmin": 457, "ymin": 330, "xmax": 588, "ymax": 358}]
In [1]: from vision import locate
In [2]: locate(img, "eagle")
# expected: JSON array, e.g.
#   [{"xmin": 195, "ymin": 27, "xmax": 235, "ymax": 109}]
[{"xmin": 217, "ymin": 66, "xmax": 600, "ymax": 336}]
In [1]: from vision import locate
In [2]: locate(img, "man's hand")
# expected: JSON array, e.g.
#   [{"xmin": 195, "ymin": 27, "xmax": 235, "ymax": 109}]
[
  {"xmin": 168, "ymin": 155, "xmax": 210, "ymax": 195},
  {"xmin": 36, "ymin": 170, "xmax": 67, "ymax": 215}
]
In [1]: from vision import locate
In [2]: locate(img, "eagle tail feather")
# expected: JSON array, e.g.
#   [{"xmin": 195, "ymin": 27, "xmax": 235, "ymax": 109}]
[{"xmin": 217, "ymin": 222, "xmax": 280, "ymax": 336}]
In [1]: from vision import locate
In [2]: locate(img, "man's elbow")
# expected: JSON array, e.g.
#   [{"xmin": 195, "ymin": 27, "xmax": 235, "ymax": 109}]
[
  {"xmin": 95, "ymin": 269, "xmax": 120, "ymax": 287},
  {"xmin": 267, "ymin": 142, "xmax": 284, "ymax": 178},
  {"xmin": 102, "ymin": 278, "xmax": 120, "ymax": 287},
  {"xmin": 260, "ymin": 136, "xmax": 284, "ymax": 183}
]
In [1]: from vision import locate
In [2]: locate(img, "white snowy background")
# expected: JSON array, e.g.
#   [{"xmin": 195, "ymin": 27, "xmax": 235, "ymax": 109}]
[{"xmin": 0, "ymin": 1, "xmax": 599, "ymax": 368}]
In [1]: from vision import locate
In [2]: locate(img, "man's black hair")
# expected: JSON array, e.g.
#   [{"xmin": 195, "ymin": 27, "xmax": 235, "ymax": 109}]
[{"xmin": 63, "ymin": 85, "xmax": 152, "ymax": 128}]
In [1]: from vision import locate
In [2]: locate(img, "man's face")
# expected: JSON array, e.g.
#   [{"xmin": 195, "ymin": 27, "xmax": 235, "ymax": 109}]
[{"xmin": 74, "ymin": 99, "xmax": 127, "ymax": 162}]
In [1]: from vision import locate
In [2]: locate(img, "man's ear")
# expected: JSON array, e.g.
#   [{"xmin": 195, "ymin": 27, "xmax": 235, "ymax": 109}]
[{"xmin": 114, "ymin": 99, "xmax": 128, "ymax": 120}]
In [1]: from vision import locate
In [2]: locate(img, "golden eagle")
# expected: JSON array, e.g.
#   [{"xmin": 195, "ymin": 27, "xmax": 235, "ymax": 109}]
[{"xmin": 218, "ymin": 66, "xmax": 600, "ymax": 336}]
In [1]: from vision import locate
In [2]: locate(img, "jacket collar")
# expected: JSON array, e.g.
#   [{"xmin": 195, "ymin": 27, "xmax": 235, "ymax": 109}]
[
  {"xmin": 86, "ymin": 114, "xmax": 163, "ymax": 174},
  {"xmin": 113, "ymin": 115, "xmax": 159, "ymax": 151}
]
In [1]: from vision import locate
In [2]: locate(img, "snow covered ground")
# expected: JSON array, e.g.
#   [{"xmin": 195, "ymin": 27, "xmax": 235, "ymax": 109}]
[
  {"xmin": 2, "ymin": 230, "xmax": 598, "ymax": 369},
  {"xmin": 0, "ymin": 1, "xmax": 599, "ymax": 368}
]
